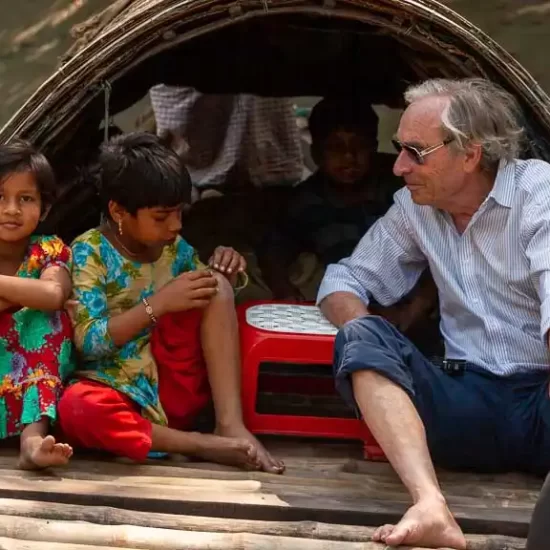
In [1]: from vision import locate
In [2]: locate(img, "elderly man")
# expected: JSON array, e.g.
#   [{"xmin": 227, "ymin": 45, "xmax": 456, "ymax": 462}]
[{"xmin": 318, "ymin": 78, "xmax": 550, "ymax": 550}]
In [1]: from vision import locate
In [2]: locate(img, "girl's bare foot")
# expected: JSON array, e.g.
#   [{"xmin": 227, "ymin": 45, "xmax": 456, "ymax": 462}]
[
  {"xmin": 215, "ymin": 423, "xmax": 285, "ymax": 474},
  {"xmin": 19, "ymin": 435, "xmax": 73, "ymax": 470},
  {"xmin": 372, "ymin": 496, "xmax": 466, "ymax": 549},
  {"xmin": 195, "ymin": 433, "xmax": 261, "ymax": 470}
]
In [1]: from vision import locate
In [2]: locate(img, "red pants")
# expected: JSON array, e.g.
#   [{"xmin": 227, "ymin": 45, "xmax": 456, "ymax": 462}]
[{"xmin": 58, "ymin": 311, "xmax": 211, "ymax": 461}]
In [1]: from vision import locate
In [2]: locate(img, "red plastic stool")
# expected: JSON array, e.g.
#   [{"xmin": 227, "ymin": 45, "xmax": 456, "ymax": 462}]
[{"xmin": 238, "ymin": 300, "xmax": 385, "ymax": 461}]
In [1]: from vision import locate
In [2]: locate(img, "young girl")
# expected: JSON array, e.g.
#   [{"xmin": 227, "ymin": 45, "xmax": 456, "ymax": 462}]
[
  {"xmin": 0, "ymin": 140, "xmax": 74, "ymax": 469},
  {"xmin": 58, "ymin": 132, "xmax": 283, "ymax": 473}
]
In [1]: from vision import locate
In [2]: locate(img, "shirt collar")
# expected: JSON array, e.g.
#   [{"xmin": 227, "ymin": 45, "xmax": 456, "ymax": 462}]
[{"xmin": 488, "ymin": 159, "xmax": 516, "ymax": 208}]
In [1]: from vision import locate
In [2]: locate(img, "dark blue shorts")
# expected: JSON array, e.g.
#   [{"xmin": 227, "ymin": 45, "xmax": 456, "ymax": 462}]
[{"xmin": 334, "ymin": 315, "xmax": 550, "ymax": 475}]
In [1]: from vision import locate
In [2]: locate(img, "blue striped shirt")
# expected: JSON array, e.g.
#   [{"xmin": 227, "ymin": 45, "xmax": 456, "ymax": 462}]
[{"xmin": 317, "ymin": 159, "xmax": 550, "ymax": 376}]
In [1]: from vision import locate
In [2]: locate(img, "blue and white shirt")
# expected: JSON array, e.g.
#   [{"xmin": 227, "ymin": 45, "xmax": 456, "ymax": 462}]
[{"xmin": 317, "ymin": 159, "xmax": 550, "ymax": 376}]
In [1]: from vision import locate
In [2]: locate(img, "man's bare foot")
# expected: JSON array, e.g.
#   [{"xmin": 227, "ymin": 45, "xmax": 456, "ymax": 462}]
[
  {"xmin": 195, "ymin": 433, "xmax": 261, "ymax": 470},
  {"xmin": 372, "ymin": 497, "xmax": 466, "ymax": 549},
  {"xmin": 18, "ymin": 435, "xmax": 73, "ymax": 470},
  {"xmin": 215, "ymin": 423, "xmax": 285, "ymax": 474}
]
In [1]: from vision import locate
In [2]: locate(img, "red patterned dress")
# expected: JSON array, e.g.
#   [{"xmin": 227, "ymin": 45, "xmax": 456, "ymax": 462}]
[{"xmin": 0, "ymin": 235, "xmax": 75, "ymax": 438}]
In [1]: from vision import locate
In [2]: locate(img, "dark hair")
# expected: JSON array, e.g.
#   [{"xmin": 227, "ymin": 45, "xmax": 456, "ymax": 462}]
[
  {"xmin": 97, "ymin": 132, "xmax": 192, "ymax": 216},
  {"xmin": 0, "ymin": 139, "xmax": 57, "ymax": 208},
  {"xmin": 308, "ymin": 97, "xmax": 379, "ymax": 146}
]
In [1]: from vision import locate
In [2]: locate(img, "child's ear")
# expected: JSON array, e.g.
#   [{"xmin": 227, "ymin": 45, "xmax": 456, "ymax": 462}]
[{"xmin": 108, "ymin": 200, "xmax": 127, "ymax": 223}]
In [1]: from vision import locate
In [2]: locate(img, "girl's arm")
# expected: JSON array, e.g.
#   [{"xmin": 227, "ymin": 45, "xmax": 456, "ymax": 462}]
[
  {"xmin": 73, "ymin": 266, "xmax": 217, "ymax": 355},
  {"xmin": 0, "ymin": 266, "xmax": 71, "ymax": 311},
  {"xmin": 107, "ymin": 271, "xmax": 220, "ymax": 347}
]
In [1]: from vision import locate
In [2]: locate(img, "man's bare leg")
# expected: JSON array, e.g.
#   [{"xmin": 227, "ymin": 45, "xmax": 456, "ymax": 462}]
[
  {"xmin": 200, "ymin": 274, "xmax": 284, "ymax": 474},
  {"xmin": 353, "ymin": 371, "xmax": 466, "ymax": 549},
  {"xmin": 151, "ymin": 424, "xmax": 260, "ymax": 469}
]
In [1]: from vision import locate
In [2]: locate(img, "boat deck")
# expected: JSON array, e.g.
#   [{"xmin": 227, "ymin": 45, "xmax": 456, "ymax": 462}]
[{"xmin": 0, "ymin": 438, "xmax": 539, "ymax": 549}]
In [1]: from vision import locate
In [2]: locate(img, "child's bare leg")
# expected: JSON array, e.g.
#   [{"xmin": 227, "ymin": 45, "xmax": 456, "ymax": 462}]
[
  {"xmin": 151, "ymin": 424, "xmax": 260, "ymax": 469},
  {"xmin": 200, "ymin": 273, "xmax": 284, "ymax": 474},
  {"xmin": 18, "ymin": 418, "xmax": 73, "ymax": 470}
]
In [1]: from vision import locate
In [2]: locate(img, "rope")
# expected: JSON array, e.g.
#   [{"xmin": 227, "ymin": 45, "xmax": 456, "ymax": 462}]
[{"xmin": 102, "ymin": 81, "xmax": 112, "ymax": 143}]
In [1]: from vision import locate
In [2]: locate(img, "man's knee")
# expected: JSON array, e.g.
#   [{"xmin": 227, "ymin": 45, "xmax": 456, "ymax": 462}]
[
  {"xmin": 333, "ymin": 315, "xmax": 414, "ymax": 405},
  {"xmin": 334, "ymin": 315, "xmax": 403, "ymax": 370}
]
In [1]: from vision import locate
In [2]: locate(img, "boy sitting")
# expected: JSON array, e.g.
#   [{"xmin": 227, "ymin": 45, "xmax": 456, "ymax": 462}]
[{"xmin": 258, "ymin": 97, "xmax": 400, "ymax": 301}]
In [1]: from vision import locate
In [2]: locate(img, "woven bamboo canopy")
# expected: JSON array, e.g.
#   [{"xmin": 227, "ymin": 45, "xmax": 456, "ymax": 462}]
[
  {"xmin": 2, "ymin": 0, "xmax": 550, "ymax": 156},
  {"xmin": 1, "ymin": 0, "xmax": 550, "ymax": 238}
]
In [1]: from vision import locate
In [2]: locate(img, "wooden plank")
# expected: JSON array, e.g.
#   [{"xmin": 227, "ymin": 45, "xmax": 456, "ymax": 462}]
[
  {"xmin": 0, "ymin": 498, "xmax": 527, "ymax": 549},
  {"xmin": 0, "ymin": 454, "xmax": 539, "ymax": 504},
  {"xmin": 0, "ymin": 465, "xmax": 536, "ymax": 506},
  {"xmin": 0, "ymin": 467, "xmax": 536, "ymax": 512},
  {"xmin": 0, "ymin": 474, "xmax": 533, "ymax": 538},
  {"xmin": 0, "ymin": 441, "xmax": 542, "ymax": 492}
]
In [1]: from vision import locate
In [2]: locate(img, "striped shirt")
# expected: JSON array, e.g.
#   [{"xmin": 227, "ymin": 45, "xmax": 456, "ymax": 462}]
[{"xmin": 317, "ymin": 159, "xmax": 550, "ymax": 376}]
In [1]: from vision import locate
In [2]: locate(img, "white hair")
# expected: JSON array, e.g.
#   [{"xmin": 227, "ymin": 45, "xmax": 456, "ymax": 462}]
[{"xmin": 404, "ymin": 78, "xmax": 524, "ymax": 170}]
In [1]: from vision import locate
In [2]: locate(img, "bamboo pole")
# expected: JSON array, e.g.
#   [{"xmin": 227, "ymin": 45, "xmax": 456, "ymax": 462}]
[
  {"xmin": 0, "ymin": 505, "xmax": 527, "ymax": 550},
  {"xmin": 0, "ymin": 499, "xmax": 376, "ymax": 542},
  {"xmin": 0, "ymin": 514, "xmax": 447, "ymax": 550},
  {"xmin": 0, "ymin": 538, "xmax": 141, "ymax": 550}
]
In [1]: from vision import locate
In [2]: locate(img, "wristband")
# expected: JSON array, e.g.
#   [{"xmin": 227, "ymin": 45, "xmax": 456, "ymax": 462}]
[{"xmin": 142, "ymin": 297, "xmax": 158, "ymax": 325}]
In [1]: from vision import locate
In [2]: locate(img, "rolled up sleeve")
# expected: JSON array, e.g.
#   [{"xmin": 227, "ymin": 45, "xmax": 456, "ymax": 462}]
[{"xmin": 317, "ymin": 200, "xmax": 427, "ymax": 307}]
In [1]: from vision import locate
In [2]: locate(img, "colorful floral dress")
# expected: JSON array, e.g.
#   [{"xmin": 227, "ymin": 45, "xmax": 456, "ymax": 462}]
[
  {"xmin": 0, "ymin": 235, "xmax": 75, "ymax": 438},
  {"xmin": 71, "ymin": 228, "xmax": 205, "ymax": 426}
]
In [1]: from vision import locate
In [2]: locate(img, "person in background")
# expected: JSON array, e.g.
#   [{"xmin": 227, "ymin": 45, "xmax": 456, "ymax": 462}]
[
  {"xmin": 257, "ymin": 97, "xmax": 399, "ymax": 301},
  {"xmin": 150, "ymin": 86, "xmax": 305, "ymax": 197},
  {"xmin": 0, "ymin": 140, "xmax": 75, "ymax": 470}
]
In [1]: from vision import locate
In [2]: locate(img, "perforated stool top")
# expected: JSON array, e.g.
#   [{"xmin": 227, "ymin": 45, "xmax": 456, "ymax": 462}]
[{"xmin": 245, "ymin": 303, "xmax": 338, "ymax": 336}]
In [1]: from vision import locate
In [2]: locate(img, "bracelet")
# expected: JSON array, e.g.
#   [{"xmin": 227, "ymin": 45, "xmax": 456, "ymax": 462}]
[{"xmin": 142, "ymin": 297, "xmax": 158, "ymax": 325}]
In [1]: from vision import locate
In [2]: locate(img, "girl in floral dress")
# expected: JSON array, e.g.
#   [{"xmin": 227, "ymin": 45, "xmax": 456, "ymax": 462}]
[
  {"xmin": 0, "ymin": 140, "xmax": 74, "ymax": 469},
  {"xmin": 58, "ymin": 132, "xmax": 283, "ymax": 473}
]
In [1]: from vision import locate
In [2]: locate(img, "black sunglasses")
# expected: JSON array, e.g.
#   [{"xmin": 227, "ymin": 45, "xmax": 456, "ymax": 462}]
[{"xmin": 392, "ymin": 137, "xmax": 454, "ymax": 165}]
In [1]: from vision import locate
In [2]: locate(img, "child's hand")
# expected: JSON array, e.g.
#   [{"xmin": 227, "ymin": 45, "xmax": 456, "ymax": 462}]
[
  {"xmin": 154, "ymin": 270, "xmax": 219, "ymax": 314},
  {"xmin": 208, "ymin": 246, "xmax": 247, "ymax": 286}
]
